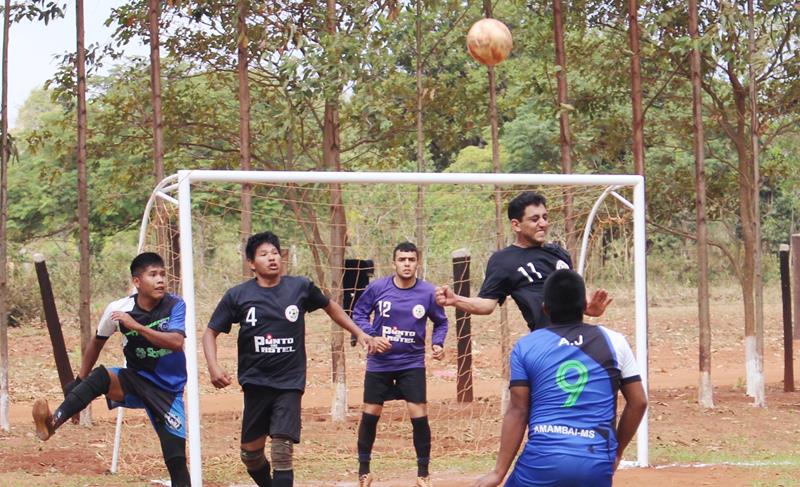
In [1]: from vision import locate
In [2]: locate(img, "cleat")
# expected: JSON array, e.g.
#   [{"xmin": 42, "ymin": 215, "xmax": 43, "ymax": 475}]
[
  {"xmin": 358, "ymin": 472, "xmax": 373, "ymax": 487},
  {"xmin": 32, "ymin": 398, "xmax": 55, "ymax": 441},
  {"xmin": 415, "ymin": 476, "xmax": 433, "ymax": 487}
]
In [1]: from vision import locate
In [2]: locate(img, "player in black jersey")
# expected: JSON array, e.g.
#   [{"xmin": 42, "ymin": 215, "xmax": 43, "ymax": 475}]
[
  {"xmin": 32, "ymin": 252, "xmax": 191, "ymax": 486},
  {"xmin": 435, "ymin": 191, "xmax": 612, "ymax": 331},
  {"xmin": 203, "ymin": 231, "xmax": 388, "ymax": 487}
]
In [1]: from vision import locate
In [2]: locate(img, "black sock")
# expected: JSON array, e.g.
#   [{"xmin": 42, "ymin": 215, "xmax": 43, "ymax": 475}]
[
  {"xmin": 273, "ymin": 469, "xmax": 293, "ymax": 487},
  {"xmin": 411, "ymin": 416, "xmax": 431, "ymax": 477},
  {"xmin": 53, "ymin": 366, "xmax": 110, "ymax": 428},
  {"xmin": 247, "ymin": 461, "xmax": 272, "ymax": 487},
  {"xmin": 357, "ymin": 412, "xmax": 380, "ymax": 475},
  {"xmin": 165, "ymin": 457, "xmax": 191, "ymax": 487}
]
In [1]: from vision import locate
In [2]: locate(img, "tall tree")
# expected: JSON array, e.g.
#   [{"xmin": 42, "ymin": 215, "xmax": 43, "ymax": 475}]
[
  {"xmin": 689, "ymin": 0, "xmax": 712, "ymax": 409},
  {"xmin": 237, "ymin": 0, "xmax": 252, "ymax": 277},
  {"xmin": 75, "ymin": 0, "xmax": 91, "ymax": 425},
  {"xmin": 746, "ymin": 0, "xmax": 764, "ymax": 407},
  {"xmin": 148, "ymin": 0, "xmax": 164, "ymax": 183},
  {"xmin": 414, "ymin": 0, "xmax": 426, "ymax": 277},
  {"xmin": 628, "ymin": 0, "xmax": 644, "ymax": 176},
  {"xmin": 325, "ymin": 0, "xmax": 348, "ymax": 422},
  {"xmin": 552, "ymin": 0, "xmax": 575, "ymax": 256},
  {"xmin": 0, "ymin": 0, "xmax": 10, "ymax": 433}
]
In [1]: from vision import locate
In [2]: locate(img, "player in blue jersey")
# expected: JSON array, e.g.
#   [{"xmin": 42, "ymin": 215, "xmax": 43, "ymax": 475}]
[
  {"xmin": 352, "ymin": 242, "xmax": 449, "ymax": 487},
  {"xmin": 203, "ymin": 231, "xmax": 386, "ymax": 487},
  {"xmin": 473, "ymin": 269, "xmax": 647, "ymax": 487},
  {"xmin": 32, "ymin": 252, "xmax": 191, "ymax": 486},
  {"xmin": 435, "ymin": 191, "xmax": 612, "ymax": 331}
]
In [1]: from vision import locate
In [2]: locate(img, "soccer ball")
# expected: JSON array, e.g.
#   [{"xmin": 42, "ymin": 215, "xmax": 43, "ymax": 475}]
[{"xmin": 466, "ymin": 18, "xmax": 513, "ymax": 66}]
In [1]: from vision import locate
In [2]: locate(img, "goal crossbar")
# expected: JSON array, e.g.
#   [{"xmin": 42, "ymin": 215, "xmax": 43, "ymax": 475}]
[{"xmin": 129, "ymin": 170, "xmax": 649, "ymax": 486}]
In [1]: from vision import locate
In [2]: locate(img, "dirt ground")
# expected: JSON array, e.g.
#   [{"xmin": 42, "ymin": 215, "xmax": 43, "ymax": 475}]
[{"xmin": 2, "ymin": 285, "xmax": 800, "ymax": 486}]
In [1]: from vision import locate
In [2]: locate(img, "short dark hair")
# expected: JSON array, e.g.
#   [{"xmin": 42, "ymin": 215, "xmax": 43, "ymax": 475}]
[
  {"xmin": 246, "ymin": 231, "xmax": 281, "ymax": 261},
  {"xmin": 543, "ymin": 269, "xmax": 586, "ymax": 323},
  {"xmin": 508, "ymin": 191, "xmax": 547, "ymax": 221},
  {"xmin": 393, "ymin": 241, "xmax": 418, "ymax": 259},
  {"xmin": 130, "ymin": 252, "xmax": 165, "ymax": 277}
]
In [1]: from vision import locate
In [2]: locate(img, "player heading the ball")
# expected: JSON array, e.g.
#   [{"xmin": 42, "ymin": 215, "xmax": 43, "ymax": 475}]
[{"xmin": 435, "ymin": 191, "xmax": 612, "ymax": 331}]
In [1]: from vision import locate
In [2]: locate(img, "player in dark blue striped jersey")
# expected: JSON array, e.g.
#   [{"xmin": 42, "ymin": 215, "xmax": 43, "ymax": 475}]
[
  {"xmin": 472, "ymin": 270, "xmax": 647, "ymax": 487},
  {"xmin": 32, "ymin": 252, "xmax": 191, "ymax": 486},
  {"xmin": 436, "ymin": 191, "xmax": 612, "ymax": 331}
]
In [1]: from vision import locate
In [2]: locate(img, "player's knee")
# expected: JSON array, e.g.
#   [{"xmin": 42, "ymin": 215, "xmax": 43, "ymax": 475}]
[
  {"xmin": 75, "ymin": 365, "xmax": 111, "ymax": 400},
  {"xmin": 240, "ymin": 448, "xmax": 268, "ymax": 471},
  {"xmin": 270, "ymin": 437, "xmax": 294, "ymax": 471}
]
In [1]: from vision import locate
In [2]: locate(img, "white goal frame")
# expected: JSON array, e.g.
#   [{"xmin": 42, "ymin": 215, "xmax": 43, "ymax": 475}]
[{"xmin": 123, "ymin": 170, "xmax": 648, "ymax": 486}]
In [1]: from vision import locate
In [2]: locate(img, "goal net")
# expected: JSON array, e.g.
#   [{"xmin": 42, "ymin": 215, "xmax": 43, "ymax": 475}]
[{"xmin": 127, "ymin": 170, "xmax": 647, "ymax": 485}]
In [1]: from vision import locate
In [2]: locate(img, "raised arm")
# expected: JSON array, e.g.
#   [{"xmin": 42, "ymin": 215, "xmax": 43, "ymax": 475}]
[
  {"xmin": 325, "ymin": 301, "xmax": 390, "ymax": 354},
  {"xmin": 434, "ymin": 285, "xmax": 498, "ymax": 315}
]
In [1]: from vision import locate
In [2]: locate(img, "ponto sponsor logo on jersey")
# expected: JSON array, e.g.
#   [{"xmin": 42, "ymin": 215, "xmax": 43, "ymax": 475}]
[
  {"xmin": 556, "ymin": 259, "xmax": 570, "ymax": 270},
  {"xmin": 165, "ymin": 411, "xmax": 183, "ymax": 431},
  {"xmin": 382, "ymin": 325, "xmax": 416, "ymax": 344},
  {"xmin": 254, "ymin": 334, "xmax": 296, "ymax": 353},
  {"xmin": 412, "ymin": 304, "xmax": 426, "ymax": 319},
  {"xmin": 285, "ymin": 305, "xmax": 300, "ymax": 322}
]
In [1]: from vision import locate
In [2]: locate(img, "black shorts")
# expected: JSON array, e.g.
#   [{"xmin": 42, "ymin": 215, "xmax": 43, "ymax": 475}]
[
  {"xmin": 241, "ymin": 385, "xmax": 302, "ymax": 444},
  {"xmin": 363, "ymin": 368, "xmax": 426, "ymax": 405}
]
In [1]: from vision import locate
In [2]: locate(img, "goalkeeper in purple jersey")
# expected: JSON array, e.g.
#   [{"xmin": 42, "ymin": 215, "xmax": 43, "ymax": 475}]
[{"xmin": 352, "ymin": 242, "xmax": 449, "ymax": 487}]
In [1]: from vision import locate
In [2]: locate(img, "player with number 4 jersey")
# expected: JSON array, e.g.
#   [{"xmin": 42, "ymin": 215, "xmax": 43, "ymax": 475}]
[{"xmin": 472, "ymin": 270, "xmax": 647, "ymax": 487}]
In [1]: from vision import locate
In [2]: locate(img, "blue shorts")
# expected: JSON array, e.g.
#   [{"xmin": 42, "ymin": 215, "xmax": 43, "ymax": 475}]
[
  {"xmin": 107, "ymin": 367, "xmax": 186, "ymax": 439},
  {"xmin": 505, "ymin": 450, "xmax": 613, "ymax": 487}
]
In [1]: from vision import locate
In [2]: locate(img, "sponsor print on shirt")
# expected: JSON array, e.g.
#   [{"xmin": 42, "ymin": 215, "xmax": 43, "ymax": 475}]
[
  {"xmin": 254, "ymin": 334, "xmax": 296, "ymax": 353},
  {"xmin": 382, "ymin": 325, "xmax": 416, "ymax": 344}
]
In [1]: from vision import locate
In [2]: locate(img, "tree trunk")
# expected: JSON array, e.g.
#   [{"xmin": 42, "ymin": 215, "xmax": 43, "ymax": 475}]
[
  {"xmin": 689, "ymin": 0, "xmax": 713, "ymax": 409},
  {"xmin": 237, "ymin": 0, "xmax": 252, "ymax": 277},
  {"xmin": 747, "ymin": 0, "xmax": 764, "ymax": 407},
  {"xmin": 552, "ymin": 0, "xmax": 575, "ymax": 257},
  {"xmin": 325, "ymin": 0, "xmax": 348, "ymax": 422},
  {"xmin": 414, "ymin": 0, "xmax": 426, "ymax": 278},
  {"xmin": 0, "ymin": 0, "xmax": 10, "ymax": 433},
  {"xmin": 628, "ymin": 0, "xmax": 645, "ymax": 177},
  {"xmin": 75, "ymin": 0, "xmax": 92, "ymax": 425},
  {"xmin": 148, "ymin": 0, "xmax": 164, "ymax": 183},
  {"xmin": 730, "ymin": 75, "xmax": 758, "ymax": 400}
]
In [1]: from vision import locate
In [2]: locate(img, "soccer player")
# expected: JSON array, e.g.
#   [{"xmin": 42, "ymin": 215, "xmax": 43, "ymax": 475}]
[
  {"xmin": 32, "ymin": 252, "xmax": 191, "ymax": 487},
  {"xmin": 352, "ymin": 242, "xmax": 449, "ymax": 487},
  {"xmin": 202, "ymin": 231, "xmax": 386, "ymax": 487},
  {"xmin": 435, "ymin": 191, "xmax": 612, "ymax": 331},
  {"xmin": 472, "ymin": 269, "xmax": 648, "ymax": 487}
]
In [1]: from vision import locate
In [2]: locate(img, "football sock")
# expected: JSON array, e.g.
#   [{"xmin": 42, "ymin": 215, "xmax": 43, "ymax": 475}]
[
  {"xmin": 411, "ymin": 416, "xmax": 431, "ymax": 477},
  {"xmin": 357, "ymin": 412, "xmax": 380, "ymax": 475}
]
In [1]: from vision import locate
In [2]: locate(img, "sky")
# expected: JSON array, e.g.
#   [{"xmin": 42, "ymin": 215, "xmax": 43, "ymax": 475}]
[{"xmin": 3, "ymin": 0, "xmax": 148, "ymax": 129}]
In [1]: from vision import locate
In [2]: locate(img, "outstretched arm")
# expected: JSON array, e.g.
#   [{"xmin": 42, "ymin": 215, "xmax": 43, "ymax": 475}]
[
  {"xmin": 111, "ymin": 311, "xmax": 184, "ymax": 351},
  {"xmin": 77, "ymin": 336, "xmax": 106, "ymax": 379},
  {"xmin": 325, "ymin": 301, "xmax": 390, "ymax": 354},
  {"xmin": 435, "ymin": 285, "xmax": 498, "ymax": 315},
  {"xmin": 472, "ymin": 385, "xmax": 530, "ymax": 486}
]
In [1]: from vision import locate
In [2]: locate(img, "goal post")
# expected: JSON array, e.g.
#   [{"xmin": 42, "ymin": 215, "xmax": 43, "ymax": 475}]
[{"xmin": 129, "ymin": 170, "xmax": 649, "ymax": 486}]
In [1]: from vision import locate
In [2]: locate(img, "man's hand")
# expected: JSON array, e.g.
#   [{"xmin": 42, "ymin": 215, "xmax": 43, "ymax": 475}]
[
  {"xmin": 434, "ymin": 285, "xmax": 457, "ymax": 307},
  {"xmin": 372, "ymin": 336, "xmax": 392, "ymax": 354},
  {"xmin": 111, "ymin": 311, "xmax": 141, "ymax": 331},
  {"xmin": 472, "ymin": 470, "xmax": 504, "ymax": 487},
  {"xmin": 585, "ymin": 289, "xmax": 613, "ymax": 317},
  {"xmin": 208, "ymin": 364, "xmax": 232, "ymax": 389},
  {"xmin": 432, "ymin": 344, "xmax": 444, "ymax": 361},
  {"xmin": 358, "ymin": 333, "xmax": 391, "ymax": 354}
]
